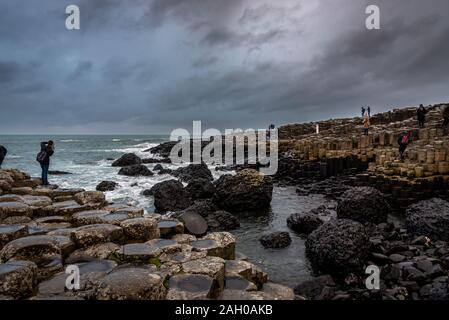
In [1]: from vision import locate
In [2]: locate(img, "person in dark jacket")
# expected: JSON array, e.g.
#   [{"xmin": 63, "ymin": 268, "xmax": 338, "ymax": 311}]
[
  {"xmin": 398, "ymin": 132, "xmax": 412, "ymax": 160},
  {"xmin": 39, "ymin": 140, "xmax": 55, "ymax": 185},
  {"xmin": 417, "ymin": 104, "xmax": 427, "ymax": 128},
  {"xmin": 0, "ymin": 145, "xmax": 7, "ymax": 168}
]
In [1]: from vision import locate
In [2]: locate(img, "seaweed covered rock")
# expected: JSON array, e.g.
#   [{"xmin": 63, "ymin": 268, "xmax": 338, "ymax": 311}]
[{"xmin": 406, "ymin": 198, "xmax": 449, "ymax": 241}]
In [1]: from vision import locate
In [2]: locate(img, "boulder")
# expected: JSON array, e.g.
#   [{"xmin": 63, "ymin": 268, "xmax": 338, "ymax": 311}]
[
  {"xmin": 96, "ymin": 181, "xmax": 118, "ymax": 192},
  {"xmin": 0, "ymin": 260, "xmax": 37, "ymax": 298},
  {"xmin": 118, "ymin": 165, "xmax": 153, "ymax": 177},
  {"xmin": 213, "ymin": 169, "xmax": 273, "ymax": 213},
  {"xmin": 173, "ymin": 162, "xmax": 213, "ymax": 183},
  {"xmin": 71, "ymin": 224, "xmax": 123, "ymax": 248},
  {"xmin": 287, "ymin": 213, "xmax": 323, "ymax": 234},
  {"xmin": 337, "ymin": 187, "xmax": 390, "ymax": 224},
  {"xmin": 120, "ymin": 218, "xmax": 160, "ymax": 241},
  {"xmin": 185, "ymin": 199, "xmax": 218, "ymax": 218},
  {"xmin": 178, "ymin": 210, "xmax": 208, "ymax": 236},
  {"xmin": 206, "ymin": 211, "xmax": 240, "ymax": 232},
  {"xmin": 406, "ymin": 198, "xmax": 449, "ymax": 242},
  {"xmin": 259, "ymin": 232, "xmax": 291, "ymax": 249},
  {"xmin": 185, "ymin": 178, "xmax": 216, "ymax": 200},
  {"xmin": 153, "ymin": 164, "xmax": 164, "ymax": 171},
  {"xmin": 111, "ymin": 153, "xmax": 142, "ymax": 167},
  {"xmin": 305, "ymin": 219, "xmax": 370, "ymax": 276},
  {"xmin": 151, "ymin": 180, "xmax": 191, "ymax": 213}
]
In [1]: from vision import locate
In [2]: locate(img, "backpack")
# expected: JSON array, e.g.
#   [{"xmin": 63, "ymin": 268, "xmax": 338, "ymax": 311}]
[
  {"xmin": 401, "ymin": 135, "xmax": 410, "ymax": 145},
  {"xmin": 36, "ymin": 151, "xmax": 47, "ymax": 163}
]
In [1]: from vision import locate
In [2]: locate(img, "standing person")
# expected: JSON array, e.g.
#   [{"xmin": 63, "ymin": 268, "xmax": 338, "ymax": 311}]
[
  {"xmin": 0, "ymin": 145, "xmax": 7, "ymax": 168},
  {"xmin": 417, "ymin": 104, "xmax": 427, "ymax": 128},
  {"xmin": 397, "ymin": 132, "xmax": 411, "ymax": 160},
  {"xmin": 442, "ymin": 105, "xmax": 449, "ymax": 135},
  {"xmin": 361, "ymin": 107, "xmax": 366, "ymax": 118},
  {"xmin": 36, "ymin": 140, "xmax": 55, "ymax": 186},
  {"xmin": 363, "ymin": 113, "xmax": 370, "ymax": 136},
  {"xmin": 367, "ymin": 106, "xmax": 371, "ymax": 117}
]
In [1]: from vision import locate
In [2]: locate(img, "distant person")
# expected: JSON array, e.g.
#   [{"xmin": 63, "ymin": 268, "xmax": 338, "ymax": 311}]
[
  {"xmin": 398, "ymin": 132, "xmax": 412, "ymax": 160},
  {"xmin": 417, "ymin": 104, "xmax": 427, "ymax": 128},
  {"xmin": 363, "ymin": 113, "xmax": 370, "ymax": 136},
  {"xmin": 0, "ymin": 145, "xmax": 7, "ymax": 168},
  {"xmin": 367, "ymin": 106, "xmax": 371, "ymax": 117},
  {"xmin": 442, "ymin": 105, "xmax": 449, "ymax": 135},
  {"xmin": 361, "ymin": 107, "xmax": 366, "ymax": 118},
  {"xmin": 36, "ymin": 140, "xmax": 55, "ymax": 186}
]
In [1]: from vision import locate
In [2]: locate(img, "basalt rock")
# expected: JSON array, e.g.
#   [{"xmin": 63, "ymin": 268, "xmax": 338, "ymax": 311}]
[
  {"xmin": 213, "ymin": 169, "xmax": 273, "ymax": 213},
  {"xmin": 259, "ymin": 232, "xmax": 291, "ymax": 249},
  {"xmin": 206, "ymin": 211, "xmax": 240, "ymax": 232},
  {"xmin": 118, "ymin": 165, "xmax": 153, "ymax": 177},
  {"xmin": 172, "ymin": 162, "xmax": 213, "ymax": 183},
  {"xmin": 151, "ymin": 180, "xmax": 191, "ymax": 213},
  {"xmin": 71, "ymin": 224, "xmax": 123, "ymax": 248},
  {"xmin": 337, "ymin": 187, "xmax": 390, "ymax": 224},
  {"xmin": 96, "ymin": 181, "xmax": 118, "ymax": 192},
  {"xmin": 0, "ymin": 260, "xmax": 37, "ymax": 298},
  {"xmin": 287, "ymin": 213, "xmax": 323, "ymax": 235},
  {"xmin": 185, "ymin": 178, "xmax": 216, "ymax": 200},
  {"xmin": 120, "ymin": 218, "xmax": 160, "ymax": 241},
  {"xmin": 111, "ymin": 153, "xmax": 142, "ymax": 167},
  {"xmin": 306, "ymin": 219, "xmax": 370, "ymax": 276}
]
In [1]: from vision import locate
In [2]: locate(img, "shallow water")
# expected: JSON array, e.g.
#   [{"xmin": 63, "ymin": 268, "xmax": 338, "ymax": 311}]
[{"xmin": 0, "ymin": 135, "xmax": 337, "ymax": 287}]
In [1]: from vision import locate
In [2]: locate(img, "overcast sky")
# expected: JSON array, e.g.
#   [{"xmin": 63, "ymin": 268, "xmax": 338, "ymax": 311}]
[{"xmin": 1, "ymin": 0, "xmax": 449, "ymax": 134}]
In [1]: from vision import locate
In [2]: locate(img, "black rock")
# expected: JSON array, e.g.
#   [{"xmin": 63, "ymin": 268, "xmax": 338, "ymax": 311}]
[
  {"xmin": 294, "ymin": 275, "xmax": 336, "ymax": 299},
  {"xmin": 112, "ymin": 153, "xmax": 142, "ymax": 167},
  {"xmin": 96, "ymin": 181, "xmax": 118, "ymax": 192},
  {"xmin": 118, "ymin": 165, "xmax": 153, "ymax": 176},
  {"xmin": 150, "ymin": 180, "xmax": 191, "ymax": 213},
  {"xmin": 185, "ymin": 199, "xmax": 218, "ymax": 218},
  {"xmin": 306, "ymin": 219, "xmax": 369, "ymax": 276},
  {"xmin": 153, "ymin": 164, "xmax": 164, "ymax": 171},
  {"xmin": 141, "ymin": 158, "xmax": 172, "ymax": 164},
  {"xmin": 406, "ymin": 198, "xmax": 449, "ymax": 242},
  {"xmin": 287, "ymin": 213, "xmax": 323, "ymax": 234},
  {"xmin": 206, "ymin": 211, "xmax": 240, "ymax": 232},
  {"xmin": 259, "ymin": 232, "xmax": 291, "ymax": 249},
  {"xmin": 185, "ymin": 178, "xmax": 216, "ymax": 200},
  {"xmin": 178, "ymin": 210, "xmax": 208, "ymax": 236},
  {"xmin": 173, "ymin": 162, "xmax": 213, "ymax": 183},
  {"xmin": 337, "ymin": 187, "xmax": 391, "ymax": 224}
]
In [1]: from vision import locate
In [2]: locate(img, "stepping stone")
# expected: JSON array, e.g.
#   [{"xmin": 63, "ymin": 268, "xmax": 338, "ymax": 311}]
[
  {"xmin": 0, "ymin": 235, "xmax": 66, "ymax": 262},
  {"xmin": 225, "ymin": 275, "xmax": 257, "ymax": 291},
  {"xmin": 0, "ymin": 195, "xmax": 23, "ymax": 203},
  {"xmin": 10, "ymin": 187, "xmax": 33, "ymax": 195},
  {"xmin": 71, "ymin": 224, "xmax": 123, "ymax": 248},
  {"xmin": 159, "ymin": 250, "xmax": 207, "ymax": 264},
  {"xmin": 22, "ymin": 195, "xmax": 52, "ymax": 207},
  {"xmin": 178, "ymin": 211, "xmax": 208, "ymax": 236},
  {"xmin": 0, "ymin": 202, "xmax": 32, "ymax": 221},
  {"xmin": 0, "ymin": 224, "xmax": 28, "ymax": 249},
  {"xmin": 66, "ymin": 242, "xmax": 120, "ymax": 264},
  {"xmin": 74, "ymin": 191, "xmax": 105, "ymax": 205},
  {"xmin": 225, "ymin": 260, "xmax": 268, "ymax": 287},
  {"xmin": 0, "ymin": 260, "xmax": 37, "ymax": 298},
  {"xmin": 72, "ymin": 210, "xmax": 110, "ymax": 226},
  {"xmin": 158, "ymin": 220, "xmax": 184, "ymax": 238},
  {"xmin": 118, "ymin": 243, "xmax": 161, "ymax": 262},
  {"xmin": 32, "ymin": 216, "xmax": 71, "ymax": 233},
  {"xmin": 96, "ymin": 266, "xmax": 166, "ymax": 300},
  {"xmin": 120, "ymin": 218, "xmax": 159, "ymax": 241},
  {"xmin": 167, "ymin": 274, "xmax": 214, "ymax": 300},
  {"xmin": 103, "ymin": 204, "xmax": 144, "ymax": 217},
  {"xmin": 202, "ymin": 232, "xmax": 236, "ymax": 260},
  {"xmin": 146, "ymin": 239, "xmax": 182, "ymax": 254},
  {"xmin": 171, "ymin": 233, "xmax": 197, "ymax": 245},
  {"xmin": 182, "ymin": 256, "xmax": 225, "ymax": 297},
  {"xmin": 44, "ymin": 201, "xmax": 91, "ymax": 216}
]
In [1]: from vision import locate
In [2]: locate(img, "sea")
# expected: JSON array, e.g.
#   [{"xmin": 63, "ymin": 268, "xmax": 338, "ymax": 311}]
[{"xmin": 0, "ymin": 135, "xmax": 335, "ymax": 286}]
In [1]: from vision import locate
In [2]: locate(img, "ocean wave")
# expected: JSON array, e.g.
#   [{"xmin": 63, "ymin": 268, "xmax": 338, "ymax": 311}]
[
  {"xmin": 60, "ymin": 139, "xmax": 83, "ymax": 142},
  {"xmin": 112, "ymin": 139, "xmax": 121, "ymax": 142}
]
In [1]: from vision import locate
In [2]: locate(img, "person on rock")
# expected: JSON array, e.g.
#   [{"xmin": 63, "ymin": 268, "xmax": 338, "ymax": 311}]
[
  {"xmin": 442, "ymin": 105, "xmax": 449, "ymax": 135},
  {"xmin": 36, "ymin": 140, "xmax": 55, "ymax": 186},
  {"xmin": 361, "ymin": 106, "xmax": 366, "ymax": 118},
  {"xmin": 367, "ymin": 106, "xmax": 371, "ymax": 117},
  {"xmin": 417, "ymin": 104, "xmax": 427, "ymax": 129},
  {"xmin": 363, "ymin": 112, "xmax": 370, "ymax": 136},
  {"xmin": 0, "ymin": 145, "xmax": 7, "ymax": 168},
  {"xmin": 398, "ymin": 132, "xmax": 412, "ymax": 160}
]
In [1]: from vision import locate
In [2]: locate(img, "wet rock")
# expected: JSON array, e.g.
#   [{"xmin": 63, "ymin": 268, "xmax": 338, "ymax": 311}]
[
  {"xmin": 111, "ymin": 153, "xmax": 142, "ymax": 167},
  {"xmin": 419, "ymin": 277, "xmax": 449, "ymax": 300},
  {"xmin": 261, "ymin": 282, "xmax": 295, "ymax": 300},
  {"xmin": 158, "ymin": 220, "xmax": 184, "ymax": 238},
  {"xmin": 71, "ymin": 224, "xmax": 123, "ymax": 248},
  {"xmin": 337, "ymin": 187, "xmax": 390, "ymax": 224},
  {"xmin": 120, "ymin": 217, "xmax": 160, "ymax": 241},
  {"xmin": 182, "ymin": 256, "xmax": 225, "ymax": 297},
  {"xmin": 406, "ymin": 198, "xmax": 449, "ymax": 242},
  {"xmin": 260, "ymin": 232, "xmax": 291, "ymax": 249},
  {"xmin": 0, "ymin": 224, "xmax": 28, "ymax": 249},
  {"xmin": 306, "ymin": 219, "xmax": 369, "ymax": 276},
  {"xmin": 167, "ymin": 274, "xmax": 215, "ymax": 300},
  {"xmin": 0, "ymin": 260, "xmax": 37, "ymax": 298},
  {"xmin": 185, "ymin": 199, "xmax": 218, "ymax": 218},
  {"xmin": 0, "ymin": 202, "xmax": 32, "ymax": 222},
  {"xmin": 96, "ymin": 181, "xmax": 118, "ymax": 192},
  {"xmin": 44, "ymin": 200, "xmax": 91, "ymax": 216},
  {"xmin": 206, "ymin": 211, "xmax": 240, "ymax": 232},
  {"xmin": 151, "ymin": 180, "xmax": 191, "ymax": 213},
  {"xmin": 72, "ymin": 210, "xmax": 113, "ymax": 226},
  {"xmin": 201, "ymin": 232, "xmax": 236, "ymax": 260},
  {"xmin": 294, "ymin": 275, "xmax": 336, "ymax": 299},
  {"xmin": 178, "ymin": 210, "xmax": 208, "ymax": 236},
  {"xmin": 185, "ymin": 178, "xmax": 216, "ymax": 200},
  {"xmin": 66, "ymin": 242, "xmax": 120, "ymax": 263},
  {"xmin": 146, "ymin": 239, "xmax": 183, "ymax": 254},
  {"xmin": 213, "ymin": 169, "xmax": 273, "ymax": 213},
  {"xmin": 225, "ymin": 260, "xmax": 268, "ymax": 287},
  {"xmin": 22, "ymin": 195, "xmax": 52, "ymax": 207},
  {"xmin": 173, "ymin": 162, "xmax": 213, "ymax": 183},
  {"xmin": 225, "ymin": 276, "xmax": 257, "ymax": 291},
  {"xmin": 97, "ymin": 266, "xmax": 166, "ymax": 300},
  {"xmin": 287, "ymin": 212, "xmax": 323, "ymax": 235},
  {"xmin": 118, "ymin": 243, "xmax": 161, "ymax": 262},
  {"xmin": 118, "ymin": 164, "xmax": 153, "ymax": 177}
]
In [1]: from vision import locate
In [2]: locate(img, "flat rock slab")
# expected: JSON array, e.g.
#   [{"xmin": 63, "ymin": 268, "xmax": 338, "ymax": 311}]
[
  {"xmin": 0, "ymin": 224, "xmax": 29, "ymax": 248},
  {"xmin": 73, "ymin": 210, "xmax": 131, "ymax": 226},
  {"xmin": 182, "ymin": 256, "xmax": 225, "ymax": 297},
  {"xmin": 171, "ymin": 234, "xmax": 197, "ymax": 245},
  {"xmin": 45, "ymin": 200, "xmax": 92, "ymax": 216},
  {"xmin": 66, "ymin": 242, "xmax": 120, "ymax": 264},
  {"xmin": 167, "ymin": 274, "xmax": 214, "ymax": 300},
  {"xmin": 102, "ymin": 204, "xmax": 144, "ymax": 217},
  {"xmin": 158, "ymin": 220, "xmax": 184, "ymax": 238},
  {"xmin": 225, "ymin": 260, "xmax": 268, "ymax": 287},
  {"xmin": 0, "ymin": 202, "xmax": 32, "ymax": 221},
  {"xmin": 225, "ymin": 276, "xmax": 257, "ymax": 291},
  {"xmin": 0, "ymin": 260, "xmax": 37, "ymax": 298},
  {"xmin": 120, "ymin": 218, "xmax": 159, "ymax": 241},
  {"xmin": 119, "ymin": 243, "xmax": 161, "ymax": 262},
  {"xmin": 22, "ymin": 195, "xmax": 52, "ymax": 208},
  {"xmin": 202, "ymin": 232, "xmax": 236, "ymax": 260},
  {"xmin": 71, "ymin": 224, "xmax": 123, "ymax": 248},
  {"xmin": 146, "ymin": 239, "xmax": 182, "ymax": 254},
  {"xmin": 96, "ymin": 266, "xmax": 166, "ymax": 300},
  {"xmin": 178, "ymin": 211, "xmax": 208, "ymax": 236}
]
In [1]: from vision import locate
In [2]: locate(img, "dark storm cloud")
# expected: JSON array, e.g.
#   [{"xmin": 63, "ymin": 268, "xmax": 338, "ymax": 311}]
[{"xmin": 1, "ymin": 0, "xmax": 449, "ymax": 134}]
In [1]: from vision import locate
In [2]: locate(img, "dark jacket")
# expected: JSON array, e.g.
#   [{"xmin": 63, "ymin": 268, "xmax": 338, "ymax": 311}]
[
  {"xmin": 0, "ymin": 145, "xmax": 7, "ymax": 166},
  {"xmin": 417, "ymin": 107, "xmax": 427, "ymax": 120},
  {"xmin": 40, "ymin": 142, "xmax": 54, "ymax": 166}
]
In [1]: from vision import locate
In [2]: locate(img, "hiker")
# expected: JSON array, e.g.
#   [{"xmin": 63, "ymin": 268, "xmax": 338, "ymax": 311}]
[
  {"xmin": 37, "ymin": 140, "xmax": 55, "ymax": 186},
  {"xmin": 363, "ymin": 113, "xmax": 370, "ymax": 136},
  {"xmin": 0, "ymin": 145, "xmax": 7, "ymax": 168},
  {"xmin": 417, "ymin": 104, "xmax": 427, "ymax": 128},
  {"xmin": 442, "ymin": 105, "xmax": 449, "ymax": 135},
  {"xmin": 361, "ymin": 107, "xmax": 366, "ymax": 118},
  {"xmin": 367, "ymin": 106, "xmax": 371, "ymax": 117},
  {"xmin": 397, "ymin": 132, "xmax": 412, "ymax": 160}
]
